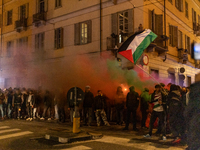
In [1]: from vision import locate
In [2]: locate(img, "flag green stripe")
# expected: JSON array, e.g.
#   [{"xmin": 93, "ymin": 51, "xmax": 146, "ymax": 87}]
[{"xmin": 132, "ymin": 31, "xmax": 157, "ymax": 63}]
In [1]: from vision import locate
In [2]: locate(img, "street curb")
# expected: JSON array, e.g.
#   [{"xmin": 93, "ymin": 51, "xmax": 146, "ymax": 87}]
[{"xmin": 44, "ymin": 132, "xmax": 103, "ymax": 143}]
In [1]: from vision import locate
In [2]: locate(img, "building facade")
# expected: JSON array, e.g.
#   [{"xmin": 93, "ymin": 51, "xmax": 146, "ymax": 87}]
[{"xmin": 0, "ymin": 0, "xmax": 199, "ymax": 90}]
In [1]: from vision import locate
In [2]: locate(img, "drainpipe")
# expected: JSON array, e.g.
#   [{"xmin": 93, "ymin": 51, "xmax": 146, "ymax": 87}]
[
  {"xmin": 0, "ymin": 0, "xmax": 3, "ymax": 74},
  {"xmin": 164, "ymin": 0, "xmax": 166, "ymax": 47},
  {"xmin": 100, "ymin": 0, "xmax": 102, "ymax": 54}
]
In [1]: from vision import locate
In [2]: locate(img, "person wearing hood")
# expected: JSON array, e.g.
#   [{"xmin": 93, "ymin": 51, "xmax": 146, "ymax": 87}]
[
  {"xmin": 140, "ymin": 88, "xmax": 151, "ymax": 129},
  {"xmin": 168, "ymin": 84, "xmax": 185, "ymax": 143},
  {"xmin": 144, "ymin": 84, "xmax": 166, "ymax": 140},
  {"xmin": 123, "ymin": 86, "xmax": 139, "ymax": 131},
  {"xmin": 83, "ymin": 86, "xmax": 94, "ymax": 126},
  {"xmin": 114, "ymin": 86, "xmax": 125, "ymax": 125}
]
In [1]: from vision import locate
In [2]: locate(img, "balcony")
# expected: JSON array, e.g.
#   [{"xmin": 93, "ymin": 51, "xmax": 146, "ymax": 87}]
[
  {"xmin": 193, "ymin": 23, "xmax": 200, "ymax": 36},
  {"xmin": 178, "ymin": 48, "xmax": 188, "ymax": 64},
  {"xmin": 33, "ymin": 12, "xmax": 47, "ymax": 27},
  {"xmin": 15, "ymin": 18, "xmax": 27, "ymax": 32}
]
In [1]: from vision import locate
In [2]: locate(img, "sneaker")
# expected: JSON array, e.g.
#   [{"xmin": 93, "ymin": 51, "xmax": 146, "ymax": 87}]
[
  {"xmin": 17, "ymin": 117, "xmax": 20, "ymax": 120},
  {"xmin": 162, "ymin": 136, "xmax": 167, "ymax": 141},
  {"xmin": 26, "ymin": 118, "xmax": 30, "ymax": 121},
  {"xmin": 172, "ymin": 137, "xmax": 181, "ymax": 144},
  {"xmin": 144, "ymin": 134, "xmax": 151, "ymax": 138},
  {"xmin": 48, "ymin": 118, "xmax": 51, "ymax": 121},
  {"xmin": 30, "ymin": 118, "xmax": 33, "ymax": 121},
  {"xmin": 40, "ymin": 117, "xmax": 45, "ymax": 120}
]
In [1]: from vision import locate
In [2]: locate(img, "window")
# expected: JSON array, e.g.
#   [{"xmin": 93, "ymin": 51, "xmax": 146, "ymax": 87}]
[
  {"xmin": 178, "ymin": 30, "xmax": 183, "ymax": 49},
  {"xmin": 185, "ymin": 1, "xmax": 188, "ymax": 18},
  {"xmin": 150, "ymin": 69, "xmax": 159, "ymax": 79},
  {"xmin": 39, "ymin": 0, "xmax": 45, "ymax": 13},
  {"xmin": 187, "ymin": 76, "xmax": 191, "ymax": 87},
  {"xmin": 55, "ymin": 0, "xmax": 62, "ymax": 8},
  {"xmin": 118, "ymin": 11, "xmax": 128, "ymax": 43},
  {"xmin": 35, "ymin": 33, "xmax": 45, "ymax": 51},
  {"xmin": 111, "ymin": 9, "xmax": 133, "ymax": 45},
  {"xmin": 6, "ymin": 41, "xmax": 14, "ymax": 57},
  {"xmin": 17, "ymin": 37, "xmax": 28, "ymax": 50},
  {"xmin": 7, "ymin": 10, "xmax": 12, "ymax": 25},
  {"xmin": 169, "ymin": 25, "xmax": 178, "ymax": 47},
  {"xmin": 54, "ymin": 27, "xmax": 63, "ymax": 49},
  {"xmin": 192, "ymin": 8, "xmax": 196, "ymax": 23},
  {"xmin": 18, "ymin": 4, "xmax": 29, "ymax": 20},
  {"xmin": 169, "ymin": 73, "xmax": 175, "ymax": 84},
  {"xmin": 74, "ymin": 20, "xmax": 92, "ymax": 45},
  {"xmin": 185, "ymin": 35, "xmax": 190, "ymax": 54},
  {"xmin": 175, "ymin": 0, "xmax": 183, "ymax": 11}
]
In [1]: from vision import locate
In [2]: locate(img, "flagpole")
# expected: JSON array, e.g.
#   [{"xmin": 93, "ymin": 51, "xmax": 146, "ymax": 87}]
[{"xmin": 135, "ymin": 64, "xmax": 160, "ymax": 84}]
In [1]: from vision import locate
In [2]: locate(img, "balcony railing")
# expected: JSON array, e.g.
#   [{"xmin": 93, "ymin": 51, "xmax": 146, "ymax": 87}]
[
  {"xmin": 33, "ymin": 12, "xmax": 47, "ymax": 23},
  {"xmin": 15, "ymin": 18, "xmax": 27, "ymax": 30}
]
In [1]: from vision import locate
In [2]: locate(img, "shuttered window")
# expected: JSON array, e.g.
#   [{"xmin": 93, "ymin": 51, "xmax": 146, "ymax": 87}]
[
  {"xmin": 178, "ymin": 30, "xmax": 183, "ymax": 49},
  {"xmin": 185, "ymin": 2, "xmax": 188, "ymax": 18},
  {"xmin": 18, "ymin": 3, "xmax": 29, "ymax": 20},
  {"xmin": 7, "ymin": 10, "xmax": 12, "ymax": 25},
  {"xmin": 175, "ymin": 0, "xmax": 183, "ymax": 12},
  {"xmin": 54, "ymin": 27, "xmax": 63, "ymax": 49},
  {"xmin": 185, "ymin": 35, "xmax": 190, "ymax": 54},
  {"xmin": 35, "ymin": 33, "xmax": 45, "ymax": 51},
  {"xmin": 192, "ymin": 8, "xmax": 196, "ymax": 23},
  {"xmin": 7, "ymin": 41, "xmax": 14, "ymax": 57},
  {"xmin": 55, "ymin": 0, "xmax": 62, "ymax": 8},
  {"xmin": 17, "ymin": 37, "xmax": 28, "ymax": 51},
  {"xmin": 74, "ymin": 20, "xmax": 92, "ymax": 45},
  {"xmin": 36, "ymin": 0, "xmax": 48, "ymax": 13},
  {"xmin": 169, "ymin": 25, "xmax": 178, "ymax": 47}
]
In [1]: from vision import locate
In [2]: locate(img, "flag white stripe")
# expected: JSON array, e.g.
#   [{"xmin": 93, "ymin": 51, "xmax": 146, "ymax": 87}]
[
  {"xmin": 0, "ymin": 129, "xmax": 21, "ymax": 134},
  {"xmin": 127, "ymin": 29, "xmax": 151, "ymax": 54},
  {"xmin": 0, "ymin": 126, "xmax": 10, "ymax": 129},
  {"xmin": 0, "ymin": 131, "xmax": 33, "ymax": 140}
]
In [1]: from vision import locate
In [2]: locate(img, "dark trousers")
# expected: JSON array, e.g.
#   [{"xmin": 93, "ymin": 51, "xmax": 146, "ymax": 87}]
[
  {"xmin": 125, "ymin": 108, "xmax": 137, "ymax": 129},
  {"xmin": 42, "ymin": 105, "xmax": 51, "ymax": 118},
  {"xmin": 149, "ymin": 110, "xmax": 166, "ymax": 136},
  {"xmin": 116, "ymin": 108, "xmax": 123, "ymax": 124},
  {"xmin": 83, "ymin": 107, "xmax": 93, "ymax": 125},
  {"xmin": 141, "ymin": 109, "xmax": 148, "ymax": 128},
  {"xmin": 14, "ymin": 104, "xmax": 21, "ymax": 118}
]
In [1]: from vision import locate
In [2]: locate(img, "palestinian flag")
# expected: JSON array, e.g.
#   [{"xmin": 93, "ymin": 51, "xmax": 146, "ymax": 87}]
[{"xmin": 118, "ymin": 29, "xmax": 157, "ymax": 64}]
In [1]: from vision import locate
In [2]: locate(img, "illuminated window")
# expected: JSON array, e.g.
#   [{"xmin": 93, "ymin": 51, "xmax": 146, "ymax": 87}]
[{"xmin": 74, "ymin": 20, "xmax": 92, "ymax": 45}]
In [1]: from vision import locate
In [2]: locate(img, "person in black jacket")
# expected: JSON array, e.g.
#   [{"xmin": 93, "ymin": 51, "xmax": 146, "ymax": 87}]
[
  {"xmin": 123, "ymin": 86, "xmax": 139, "ymax": 131},
  {"xmin": 12, "ymin": 89, "xmax": 22, "ymax": 119},
  {"xmin": 94, "ymin": 90, "xmax": 110, "ymax": 127},
  {"xmin": 184, "ymin": 81, "xmax": 200, "ymax": 150},
  {"xmin": 40, "ymin": 90, "xmax": 53, "ymax": 120},
  {"xmin": 83, "ymin": 86, "xmax": 94, "ymax": 126},
  {"xmin": 168, "ymin": 84, "xmax": 185, "ymax": 143}
]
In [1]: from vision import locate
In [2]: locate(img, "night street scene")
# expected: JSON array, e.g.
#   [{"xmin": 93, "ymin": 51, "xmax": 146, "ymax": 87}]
[{"xmin": 0, "ymin": 0, "xmax": 199, "ymax": 150}]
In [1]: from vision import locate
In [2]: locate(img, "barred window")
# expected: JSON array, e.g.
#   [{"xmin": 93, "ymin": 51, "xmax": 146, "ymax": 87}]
[
  {"xmin": 54, "ymin": 27, "xmax": 63, "ymax": 49},
  {"xmin": 35, "ymin": 33, "xmax": 45, "ymax": 51}
]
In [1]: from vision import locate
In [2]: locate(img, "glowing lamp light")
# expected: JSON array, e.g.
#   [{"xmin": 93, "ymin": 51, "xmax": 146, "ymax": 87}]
[{"xmin": 124, "ymin": 88, "xmax": 127, "ymax": 91}]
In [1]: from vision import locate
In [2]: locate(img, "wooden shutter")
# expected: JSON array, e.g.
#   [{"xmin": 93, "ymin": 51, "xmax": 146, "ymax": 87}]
[
  {"xmin": 87, "ymin": 20, "xmax": 92, "ymax": 43},
  {"xmin": 60, "ymin": 27, "xmax": 63, "ymax": 48},
  {"xmin": 54, "ymin": 29, "xmax": 57, "ymax": 49},
  {"xmin": 0, "ymin": 14, "xmax": 2, "ymax": 27},
  {"xmin": 26, "ymin": 3, "xmax": 29, "ymax": 18},
  {"xmin": 187, "ymin": 37, "xmax": 190, "ymax": 54},
  {"xmin": 4, "ymin": 12, "xmax": 7, "ymax": 26},
  {"xmin": 74, "ymin": 23, "xmax": 80, "ymax": 45},
  {"xmin": 173, "ymin": 26, "xmax": 178, "ymax": 47},
  {"xmin": 149, "ymin": 10, "xmax": 152, "ymax": 30},
  {"xmin": 45, "ymin": 0, "xmax": 48, "ymax": 12},
  {"xmin": 155, "ymin": 14, "xmax": 163, "ymax": 47},
  {"xmin": 169, "ymin": 25, "xmax": 172, "ymax": 46},
  {"xmin": 175, "ymin": 0, "xmax": 178, "ymax": 9},
  {"xmin": 111, "ymin": 13, "xmax": 118, "ymax": 35},
  {"xmin": 128, "ymin": 9, "xmax": 133, "ymax": 34}
]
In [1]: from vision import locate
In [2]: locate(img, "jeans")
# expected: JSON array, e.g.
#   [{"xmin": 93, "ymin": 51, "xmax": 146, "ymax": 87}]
[
  {"xmin": 54, "ymin": 105, "xmax": 59, "ymax": 119},
  {"xmin": 8, "ymin": 104, "xmax": 12, "ymax": 118}
]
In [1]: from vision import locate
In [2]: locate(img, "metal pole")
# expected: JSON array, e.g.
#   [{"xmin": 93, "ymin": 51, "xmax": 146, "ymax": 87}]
[
  {"xmin": 100, "ymin": 0, "xmax": 102, "ymax": 54},
  {"xmin": 164, "ymin": 0, "xmax": 166, "ymax": 47}
]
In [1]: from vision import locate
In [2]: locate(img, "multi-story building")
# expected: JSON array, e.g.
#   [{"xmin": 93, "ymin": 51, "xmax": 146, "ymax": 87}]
[{"xmin": 0, "ymin": 0, "xmax": 199, "ymax": 90}]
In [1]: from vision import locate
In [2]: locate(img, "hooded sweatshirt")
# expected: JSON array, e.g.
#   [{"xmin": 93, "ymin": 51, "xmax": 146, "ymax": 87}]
[{"xmin": 126, "ymin": 86, "xmax": 139, "ymax": 110}]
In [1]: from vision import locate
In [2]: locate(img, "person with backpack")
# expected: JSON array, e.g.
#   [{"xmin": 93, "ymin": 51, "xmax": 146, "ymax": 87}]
[{"xmin": 123, "ymin": 86, "xmax": 140, "ymax": 131}]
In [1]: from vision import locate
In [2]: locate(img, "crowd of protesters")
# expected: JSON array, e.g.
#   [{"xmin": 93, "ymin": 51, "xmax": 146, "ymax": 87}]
[{"xmin": 0, "ymin": 82, "xmax": 199, "ymax": 150}]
